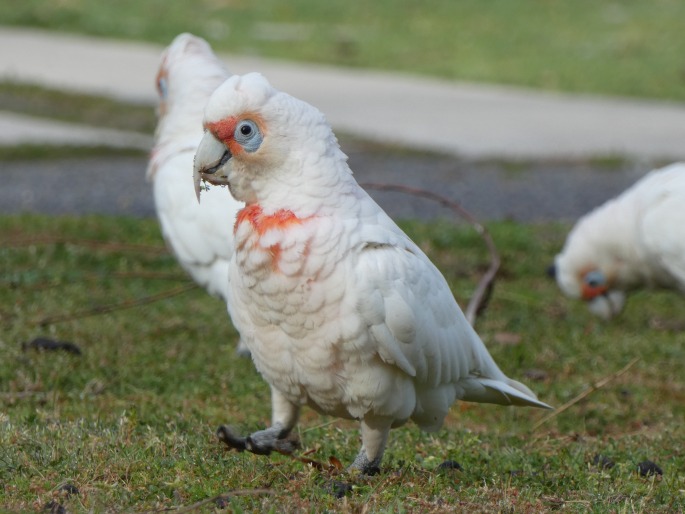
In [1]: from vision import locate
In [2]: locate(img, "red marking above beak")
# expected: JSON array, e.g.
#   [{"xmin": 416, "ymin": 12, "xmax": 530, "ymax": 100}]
[{"xmin": 206, "ymin": 118, "xmax": 238, "ymax": 144}]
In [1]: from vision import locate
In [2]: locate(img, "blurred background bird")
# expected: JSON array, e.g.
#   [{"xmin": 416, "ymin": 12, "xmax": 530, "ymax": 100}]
[
  {"xmin": 193, "ymin": 72, "xmax": 551, "ymax": 473},
  {"xmin": 551, "ymin": 162, "xmax": 685, "ymax": 319},
  {"xmin": 147, "ymin": 33, "xmax": 247, "ymax": 355}
]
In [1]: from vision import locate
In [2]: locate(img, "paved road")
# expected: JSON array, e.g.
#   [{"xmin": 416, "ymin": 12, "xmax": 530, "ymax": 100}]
[
  {"xmin": 0, "ymin": 149, "xmax": 652, "ymax": 223},
  {"xmin": 0, "ymin": 27, "xmax": 682, "ymax": 222},
  {"xmin": 2, "ymin": 27, "xmax": 685, "ymax": 160}
]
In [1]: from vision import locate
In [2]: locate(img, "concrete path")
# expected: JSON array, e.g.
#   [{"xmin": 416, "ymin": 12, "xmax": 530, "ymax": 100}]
[
  {"xmin": 0, "ymin": 110, "xmax": 151, "ymax": 149},
  {"xmin": 1, "ymin": 27, "xmax": 685, "ymax": 160}
]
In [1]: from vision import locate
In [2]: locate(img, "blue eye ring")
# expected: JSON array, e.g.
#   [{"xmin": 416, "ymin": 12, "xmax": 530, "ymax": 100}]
[
  {"xmin": 157, "ymin": 77, "xmax": 168, "ymax": 98},
  {"xmin": 234, "ymin": 120, "xmax": 263, "ymax": 153},
  {"xmin": 584, "ymin": 270, "xmax": 605, "ymax": 288}
]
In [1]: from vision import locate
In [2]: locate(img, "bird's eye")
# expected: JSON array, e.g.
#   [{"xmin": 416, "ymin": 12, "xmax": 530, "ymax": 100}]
[
  {"xmin": 157, "ymin": 77, "xmax": 168, "ymax": 98},
  {"xmin": 584, "ymin": 270, "xmax": 605, "ymax": 288},
  {"xmin": 234, "ymin": 120, "xmax": 263, "ymax": 153}
]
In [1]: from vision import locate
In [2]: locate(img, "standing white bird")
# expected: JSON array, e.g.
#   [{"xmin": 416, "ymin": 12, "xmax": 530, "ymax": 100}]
[
  {"xmin": 147, "ymin": 33, "xmax": 247, "ymax": 354},
  {"xmin": 552, "ymin": 162, "xmax": 685, "ymax": 319},
  {"xmin": 193, "ymin": 72, "xmax": 551, "ymax": 473}
]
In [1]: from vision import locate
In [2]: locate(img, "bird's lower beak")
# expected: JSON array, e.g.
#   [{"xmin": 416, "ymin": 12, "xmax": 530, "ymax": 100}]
[
  {"xmin": 587, "ymin": 290, "xmax": 626, "ymax": 320},
  {"xmin": 193, "ymin": 131, "xmax": 232, "ymax": 202}
]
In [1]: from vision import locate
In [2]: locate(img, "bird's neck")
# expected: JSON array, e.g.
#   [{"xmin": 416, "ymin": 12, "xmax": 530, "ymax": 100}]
[{"xmin": 249, "ymin": 145, "xmax": 358, "ymax": 219}]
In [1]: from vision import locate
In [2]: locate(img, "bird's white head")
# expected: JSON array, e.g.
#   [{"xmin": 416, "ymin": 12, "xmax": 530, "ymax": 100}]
[
  {"xmin": 552, "ymin": 216, "xmax": 626, "ymax": 320},
  {"xmin": 193, "ymin": 72, "xmax": 347, "ymax": 208},
  {"xmin": 154, "ymin": 33, "xmax": 229, "ymax": 119},
  {"xmin": 147, "ymin": 33, "xmax": 231, "ymax": 181}
]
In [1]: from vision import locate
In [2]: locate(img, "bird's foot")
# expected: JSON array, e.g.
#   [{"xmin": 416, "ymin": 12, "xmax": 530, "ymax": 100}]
[
  {"xmin": 216, "ymin": 425, "xmax": 248, "ymax": 452},
  {"xmin": 217, "ymin": 424, "xmax": 299, "ymax": 456},
  {"xmin": 349, "ymin": 450, "xmax": 382, "ymax": 476}
]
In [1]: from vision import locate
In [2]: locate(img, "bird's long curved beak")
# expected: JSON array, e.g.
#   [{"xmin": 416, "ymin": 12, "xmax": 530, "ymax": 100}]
[{"xmin": 193, "ymin": 131, "xmax": 232, "ymax": 202}]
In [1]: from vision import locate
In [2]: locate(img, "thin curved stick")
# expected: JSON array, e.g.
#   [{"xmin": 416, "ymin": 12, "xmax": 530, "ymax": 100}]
[
  {"xmin": 531, "ymin": 357, "xmax": 640, "ymax": 431},
  {"xmin": 33, "ymin": 283, "xmax": 198, "ymax": 326},
  {"xmin": 1, "ymin": 236, "xmax": 168, "ymax": 255},
  {"xmin": 361, "ymin": 182, "xmax": 500, "ymax": 326}
]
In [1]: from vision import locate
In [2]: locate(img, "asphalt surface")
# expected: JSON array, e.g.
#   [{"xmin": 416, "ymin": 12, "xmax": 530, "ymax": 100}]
[
  {"xmin": 0, "ymin": 149, "xmax": 653, "ymax": 222},
  {"xmin": 0, "ymin": 27, "xmax": 683, "ymax": 221}
]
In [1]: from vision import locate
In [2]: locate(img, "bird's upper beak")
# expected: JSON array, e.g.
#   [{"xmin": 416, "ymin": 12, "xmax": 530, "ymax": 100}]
[{"xmin": 193, "ymin": 131, "xmax": 232, "ymax": 202}]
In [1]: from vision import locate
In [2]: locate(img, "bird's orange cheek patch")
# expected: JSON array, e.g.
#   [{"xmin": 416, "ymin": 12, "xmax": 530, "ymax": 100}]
[{"xmin": 581, "ymin": 283, "xmax": 608, "ymax": 300}]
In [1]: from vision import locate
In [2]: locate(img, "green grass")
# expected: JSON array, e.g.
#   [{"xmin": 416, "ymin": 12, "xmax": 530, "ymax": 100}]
[
  {"xmin": 0, "ymin": 81, "xmax": 156, "ymax": 134},
  {"xmin": 1, "ymin": 215, "xmax": 683, "ymax": 512},
  {"xmin": 0, "ymin": 143, "xmax": 148, "ymax": 161},
  {"xmin": 0, "ymin": 81, "xmax": 154, "ymax": 161},
  {"xmin": 1, "ymin": 0, "xmax": 685, "ymax": 101}
]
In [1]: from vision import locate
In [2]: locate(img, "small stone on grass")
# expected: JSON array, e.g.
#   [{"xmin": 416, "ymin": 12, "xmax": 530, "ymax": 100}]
[
  {"xmin": 592, "ymin": 454, "xmax": 615, "ymax": 470},
  {"xmin": 637, "ymin": 460, "xmax": 663, "ymax": 477},
  {"xmin": 437, "ymin": 460, "xmax": 463, "ymax": 472}
]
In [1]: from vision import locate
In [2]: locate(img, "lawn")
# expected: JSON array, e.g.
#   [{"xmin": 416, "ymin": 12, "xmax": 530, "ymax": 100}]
[
  {"xmin": 1, "ymin": 0, "xmax": 685, "ymax": 101},
  {"xmin": 1, "ymin": 2, "xmax": 683, "ymax": 511},
  {"xmin": 1, "ymin": 214, "xmax": 683, "ymax": 512}
]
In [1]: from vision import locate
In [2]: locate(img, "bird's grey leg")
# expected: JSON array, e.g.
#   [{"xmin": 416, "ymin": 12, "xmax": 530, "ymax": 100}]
[
  {"xmin": 234, "ymin": 337, "xmax": 251, "ymax": 358},
  {"xmin": 349, "ymin": 415, "xmax": 393, "ymax": 475},
  {"xmin": 246, "ymin": 387, "xmax": 300, "ymax": 454},
  {"xmin": 218, "ymin": 386, "xmax": 300, "ymax": 455}
]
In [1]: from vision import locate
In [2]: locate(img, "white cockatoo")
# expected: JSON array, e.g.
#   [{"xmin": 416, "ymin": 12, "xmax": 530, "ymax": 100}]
[
  {"xmin": 147, "ymin": 33, "xmax": 247, "ymax": 354},
  {"xmin": 193, "ymin": 72, "xmax": 551, "ymax": 473},
  {"xmin": 553, "ymin": 162, "xmax": 685, "ymax": 320}
]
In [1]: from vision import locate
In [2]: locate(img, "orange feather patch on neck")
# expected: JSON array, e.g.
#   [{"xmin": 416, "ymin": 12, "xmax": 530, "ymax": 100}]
[{"xmin": 235, "ymin": 204, "xmax": 305, "ymax": 235}]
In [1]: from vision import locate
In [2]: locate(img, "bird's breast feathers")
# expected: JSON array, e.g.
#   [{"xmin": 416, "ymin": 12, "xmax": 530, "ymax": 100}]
[
  {"xmin": 229, "ymin": 204, "xmax": 416, "ymax": 414},
  {"xmin": 233, "ymin": 204, "xmax": 317, "ymax": 276}
]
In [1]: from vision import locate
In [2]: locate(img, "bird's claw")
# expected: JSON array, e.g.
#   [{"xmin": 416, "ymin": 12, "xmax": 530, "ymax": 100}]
[
  {"xmin": 217, "ymin": 424, "xmax": 300, "ymax": 456},
  {"xmin": 349, "ymin": 450, "xmax": 382, "ymax": 476},
  {"xmin": 217, "ymin": 425, "xmax": 248, "ymax": 452},
  {"xmin": 245, "ymin": 435, "xmax": 299, "ymax": 455}
]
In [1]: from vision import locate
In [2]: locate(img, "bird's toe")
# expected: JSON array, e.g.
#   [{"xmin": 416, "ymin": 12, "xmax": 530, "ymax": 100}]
[{"xmin": 216, "ymin": 425, "xmax": 247, "ymax": 452}]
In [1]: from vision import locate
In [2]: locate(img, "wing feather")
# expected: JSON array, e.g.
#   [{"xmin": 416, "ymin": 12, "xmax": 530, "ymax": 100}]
[
  {"xmin": 353, "ymin": 235, "xmax": 494, "ymax": 389},
  {"xmin": 348, "ymin": 208, "xmax": 550, "ymax": 426}
]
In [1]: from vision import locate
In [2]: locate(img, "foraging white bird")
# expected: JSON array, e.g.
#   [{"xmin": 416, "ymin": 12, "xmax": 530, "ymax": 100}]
[
  {"xmin": 147, "ymin": 34, "xmax": 247, "ymax": 354},
  {"xmin": 193, "ymin": 73, "xmax": 551, "ymax": 473},
  {"xmin": 553, "ymin": 162, "xmax": 685, "ymax": 319}
]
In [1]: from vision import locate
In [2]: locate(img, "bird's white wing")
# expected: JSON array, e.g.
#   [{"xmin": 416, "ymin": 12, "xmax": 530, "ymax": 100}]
[
  {"xmin": 350, "ymin": 230, "xmax": 549, "ymax": 430},
  {"xmin": 352, "ymin": 236, "xmax": 490, "ymax": 386}
]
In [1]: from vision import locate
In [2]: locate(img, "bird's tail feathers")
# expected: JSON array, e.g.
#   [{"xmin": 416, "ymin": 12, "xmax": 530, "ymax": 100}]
[{"xmin": 461, "ymin": 377, "xmax": 553, "ymax": 410}]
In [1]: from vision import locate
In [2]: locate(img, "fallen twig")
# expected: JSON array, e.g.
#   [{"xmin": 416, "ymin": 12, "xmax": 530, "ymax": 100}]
[
  {"xmin": 1, "ymin": 236, "xmax": 168, "ymax": 255},
  {"xmin": 34, "ymin": 283, "xmax": 198, "ymax": 326},
  {"xmin": 3, "ymin": 271, "xmax": 188, "ymax": 294},
  {"xmin": 532, "ymin": 357, "xmax": 640, "ymax": 431},
  {"xmin": 361, "ymin": 182, "xmax": 499, "ymax": 326}
]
